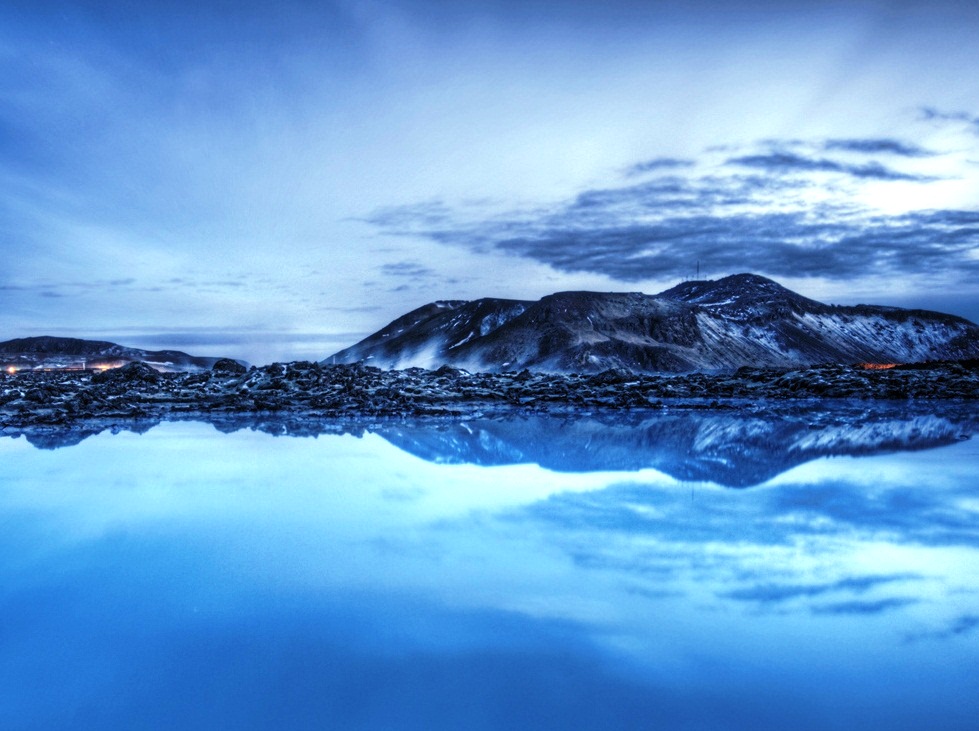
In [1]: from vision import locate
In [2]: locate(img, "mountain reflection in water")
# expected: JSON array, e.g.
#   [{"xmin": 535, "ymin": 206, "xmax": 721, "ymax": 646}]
[
  {"xmin": 375, "ymin": 404, "xmax": 977, "ymax": 486},
  {"xmin": 1, "ymin": 406, "xmax": 978, "ymax": 730},
  {"xmin": 5, "ymin": 401, "xmax": 977, "ymax": 486}
]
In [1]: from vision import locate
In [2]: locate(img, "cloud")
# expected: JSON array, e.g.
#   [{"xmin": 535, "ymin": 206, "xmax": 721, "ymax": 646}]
[
  {"xmin": 811, "ymin": 598, "xmax": 918, "ymax": 615},
  {"xmin": 726, "ymin": 152, "xmax": 934, "ymax": 181},
  {"xmin": 379, "ymin": 261, "xmax": 436, "ymax": 279},
  {"xmin": 920, "ymin": 106, "xmax": 979, "ymax": 134},
  {"xmin": 822, "ymin": 138, "xmax": 934, "ymax": 157},
  {"xmin": 363, "ymin": 201, "xmax": 455, "ymax": 230},
  {"xmin": 624, "ymin": 158, "xmax": 695, "ymax": 176},
  {"xmin": 431, "ymin": 207, "xmax": 979, "ymax": 283},
  {"xmin": 365, "ymin": 136, "xmax": 978, "ymax": 284},
  {"xmin": 318, "ymin": 305, "xmax": 384, "ymax": 314},
  {"xmin": 721, "ymin": 574, "xmax": 920, "ymax": 605},
  {"xmin": 907, "ymin": 614, "xmax": 979, "ymax": 642}
]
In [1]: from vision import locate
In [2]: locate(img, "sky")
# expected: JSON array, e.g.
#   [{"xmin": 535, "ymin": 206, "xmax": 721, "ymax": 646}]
[{"xmin": 2, "ymin": 0, "xmax": 979, "ymax": 364}]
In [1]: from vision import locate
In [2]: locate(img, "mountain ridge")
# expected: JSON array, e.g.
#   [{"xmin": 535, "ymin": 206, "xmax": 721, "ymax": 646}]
[
  {"xmin": 0, "ymin": 336, "xmax": 245, "ymax": 372},
  {"xmin": 327, "ymin": 273, "xmax": 979, "ymax": 373}
]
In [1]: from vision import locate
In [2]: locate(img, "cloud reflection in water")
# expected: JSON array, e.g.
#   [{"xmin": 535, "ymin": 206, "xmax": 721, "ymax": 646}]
[{"xmin": 1, "ymin": 405, "xmax": 978, "ymax": 729}]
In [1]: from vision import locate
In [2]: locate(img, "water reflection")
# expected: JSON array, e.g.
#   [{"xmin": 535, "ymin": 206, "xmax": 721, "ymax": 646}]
[
  {"xmin": 375, "ymin": 403, "xmax": 978, "ymax": 486},
  {"xmin": 4, "ymin": 401, "xmax": 978, "ymax": 487},
  {"xmin": 1, "ymin": 408, "xmax": 978, "ymax": 730}
]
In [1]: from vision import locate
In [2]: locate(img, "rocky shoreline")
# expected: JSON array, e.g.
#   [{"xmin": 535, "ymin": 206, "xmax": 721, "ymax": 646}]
[{"xmin": 2, "ymin": 359, "xmax": 979, "ymax": 433}]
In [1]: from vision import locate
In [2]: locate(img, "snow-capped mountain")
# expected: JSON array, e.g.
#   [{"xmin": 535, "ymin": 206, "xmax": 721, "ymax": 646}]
[
  {"xmin": 327, "ymin": 273, "xmax": 979, "ymax": 373},
  {"xmin": 0, "ymin": 336, "xmax": 244, "ymax": 373}
]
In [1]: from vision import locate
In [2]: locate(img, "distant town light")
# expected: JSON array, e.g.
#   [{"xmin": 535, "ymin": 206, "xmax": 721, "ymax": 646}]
[{"xmin": 5, "ymin": 366, "xmax": 16, "ymax": 374}]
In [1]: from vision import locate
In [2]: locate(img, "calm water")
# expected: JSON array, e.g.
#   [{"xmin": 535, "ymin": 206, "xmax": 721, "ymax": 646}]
[{"xmin": 2, "ymin": 406, "xmax": 978, "ymax": 730}]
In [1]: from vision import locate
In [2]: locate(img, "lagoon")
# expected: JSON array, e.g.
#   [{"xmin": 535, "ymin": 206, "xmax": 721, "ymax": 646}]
[{"xmin": 2, "ymin": 406, "xmax": 978, "ymax": 730}]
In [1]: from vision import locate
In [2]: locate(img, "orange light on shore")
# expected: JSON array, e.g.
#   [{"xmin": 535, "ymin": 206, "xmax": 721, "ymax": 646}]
[
  {"xmin": 87, "ymin": 360, "xmax": 126, "ymax": 372},
  {"xmin": 5, "ymin": 366, "xmax": 16, "ymax": 374},
  {"xmin": 859, "ymin": 363, "xmax": 899, "ymax": 370}
]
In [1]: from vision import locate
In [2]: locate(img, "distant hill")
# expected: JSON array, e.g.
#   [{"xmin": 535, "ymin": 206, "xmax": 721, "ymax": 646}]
[
  {"xmin": 326, "ymin": 273, "xmax": 979, "ymax": 373},
  {"xmin": 0, "ymin": 336, "xmax": 244, "ymax": 373}
]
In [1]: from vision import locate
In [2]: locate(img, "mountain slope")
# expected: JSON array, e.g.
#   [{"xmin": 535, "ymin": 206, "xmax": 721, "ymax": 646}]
[
  {"xmin": 0, "ymin": 336, "xmax": 244, "ymax": 372},
  {"xmin": 327, "ymin": 274, "xmax": 979, "ymax": 373}
]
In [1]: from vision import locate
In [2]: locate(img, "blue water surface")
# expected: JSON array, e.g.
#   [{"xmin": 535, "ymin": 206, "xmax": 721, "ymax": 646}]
[{"xmin": 1, "ymin": 407, "xmax": 978, "ymax": 730}]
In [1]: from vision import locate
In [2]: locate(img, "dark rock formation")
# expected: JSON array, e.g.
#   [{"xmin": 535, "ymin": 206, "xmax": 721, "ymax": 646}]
[
  {"xmin": 91, "ymin": 362, "xmax": 161, "ymax": 385},
  {"xmin": 327, "ymin": 274, "xmax": 979, "ymax": 373},
  {"xmin": 212, "ymin": 358, "xmax": 248, "ymax": 375}
]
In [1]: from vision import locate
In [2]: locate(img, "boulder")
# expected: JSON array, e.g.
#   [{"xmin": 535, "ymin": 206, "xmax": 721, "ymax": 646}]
[
  {"xmin": 91, "ymin": 361, "xmax": 161, "ymax": 384},
  {"xmin": 212, "ymin": 358, "xmax": 248, "ymax": 375}
]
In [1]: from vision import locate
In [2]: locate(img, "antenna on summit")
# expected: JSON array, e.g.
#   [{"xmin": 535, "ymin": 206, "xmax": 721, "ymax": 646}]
[{"xmin": 696, "ymin": 260, "xmax": 700, "ymax": 280}]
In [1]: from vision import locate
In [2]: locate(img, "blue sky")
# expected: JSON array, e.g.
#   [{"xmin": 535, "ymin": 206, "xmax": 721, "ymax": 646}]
[{"xmin": 2, "ymin": 0, "xmax": 979, "ymax": 363}]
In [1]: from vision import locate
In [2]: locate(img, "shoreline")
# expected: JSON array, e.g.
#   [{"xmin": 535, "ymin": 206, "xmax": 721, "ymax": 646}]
[{"xmin": 2, "ymin": 359, "xmax": 979, "ymax": 432}]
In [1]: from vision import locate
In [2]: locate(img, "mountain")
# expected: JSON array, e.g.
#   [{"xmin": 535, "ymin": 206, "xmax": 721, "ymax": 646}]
[
  {"xmin": 0, "ymin": 336, "xmax": 244, "ymax": 373},
  {"xmin": 327, "ymin": 273, "xmax": 979, "ymax": 373}
]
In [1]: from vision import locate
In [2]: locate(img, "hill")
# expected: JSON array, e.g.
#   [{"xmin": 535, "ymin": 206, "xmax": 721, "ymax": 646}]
[
  {"xmin": 327, "ymin": 274, "xmax": 979, "ymax": 372},
  {"xmin": 0, "ymin": 336, "xmax": 244, "ymax": 373}
]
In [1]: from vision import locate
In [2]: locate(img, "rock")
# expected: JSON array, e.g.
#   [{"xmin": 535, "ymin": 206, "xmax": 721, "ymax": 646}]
[
  {"xmin": 592, "ymin": 368, "xmax": 633, "ymax": 385},
  {"xmin": 3, "ymin": 359, "xmax": 979, "ymax": 432},
  {"xmin": 212, "ymin": 358, "xmax": 248, "ymax": 375},
  {"xmin": 91, "ymin": 361, "xmax": 161, "ymax": 385},
  {"xmin": 433, "ymin": 364, "xmax": 467, "ymax": 378}
]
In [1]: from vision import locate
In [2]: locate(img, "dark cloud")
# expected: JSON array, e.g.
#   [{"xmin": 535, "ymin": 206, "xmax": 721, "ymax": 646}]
[
  {"xmin": 362, "ymin": 201, "xmax": 454, "ymax": 231},
  {"xmin": 0, "ymin": 278, "xmax": 145, "ymax": 297},
  {"xmin": 920, "ymin": 106, "xmax": 979, "ymax": 134},
  {"xmin": 379, "ymin": 261, "xmax": 436, "ymax": 279},
  {"xmin": 727, "ymin": 152, "xmax": 933, "ymax": 181},
  {"xmin": 822, "ymin": 138, "xmax": 934, "ymax": 157},
  {"xmin": 468, "ymin": 207, "xmax": 979, "ymax": 282},
  {"xmin": 721, "ymin": 574, "xmax": 920, "ymax": 605},
  {"xmin": 365, "ymin": 138, "xmax": 977, "ymax": 284},
  {"xmin": 624, "ymin": 158, "xmax": 695, "ymax": 176},
  {"xmin": 318, "ymin": 305, "xmax": 383, "ymax": 314},
  {"xmin": 811, "ymin": 598, "xmax": 918, "ymax": 615}
]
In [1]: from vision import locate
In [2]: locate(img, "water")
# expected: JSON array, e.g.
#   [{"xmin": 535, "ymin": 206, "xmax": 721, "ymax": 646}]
[{"xmin": 2, "ymin": 406, "xmax": 978, "ymax": 730}]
